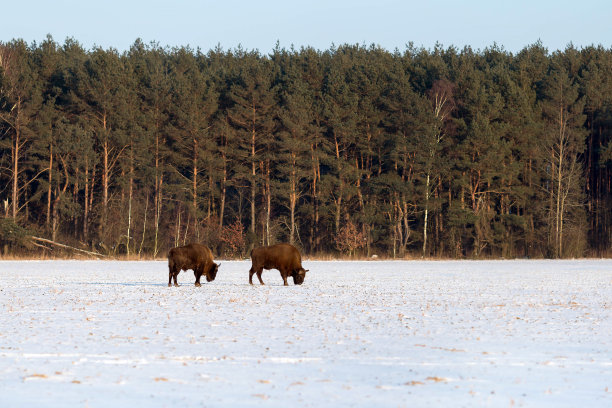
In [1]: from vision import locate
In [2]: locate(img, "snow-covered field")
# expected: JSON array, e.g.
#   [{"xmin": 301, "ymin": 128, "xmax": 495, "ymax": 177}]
[{"xmin": 1, "ymin": 259, "xmax": 611, "ymax": 407}]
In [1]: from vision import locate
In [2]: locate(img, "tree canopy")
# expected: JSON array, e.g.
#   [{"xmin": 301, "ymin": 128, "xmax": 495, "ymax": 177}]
[{"xmin": 1, "ymin": 38, "xmax": 611, "ymax": 258}]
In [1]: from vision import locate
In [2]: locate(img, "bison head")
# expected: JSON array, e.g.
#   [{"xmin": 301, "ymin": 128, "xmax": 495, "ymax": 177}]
[
  {"xmin": 292, "ymin": 268, "xmax": 308, "ymax": 285},
  {"xmin": 206, "ymin": 262, "xmax": 220, "ymax": 282}
]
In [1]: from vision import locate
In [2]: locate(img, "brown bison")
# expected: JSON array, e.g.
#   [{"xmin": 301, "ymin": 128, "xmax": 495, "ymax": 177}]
[
  {"xmin": 167, "ymin": 243, "xmax": 219, "ymax": 287},
  {"xmin": 249, "ymin": 243, "xmax": 308, "ymax": 286}
]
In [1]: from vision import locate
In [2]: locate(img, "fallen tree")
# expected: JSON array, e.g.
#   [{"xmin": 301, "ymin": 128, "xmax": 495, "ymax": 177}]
[{"xmin": 29, "ymin": 236, "xmax": 108, "ymax": 258}]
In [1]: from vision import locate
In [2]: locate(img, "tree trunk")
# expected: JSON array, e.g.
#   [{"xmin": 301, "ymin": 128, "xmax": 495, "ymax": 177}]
[
  {"xmin": 333, "ymin": 134, "xmax": 343, "ymax": 235},
  {"xmin": 51, "ymin": 187, "xmax": 59, "ymax": 242},
  {"xmin": 46, "ymin": 141, "xmax": 53, "ymax": 229},
  {"xmin": 174, "ymin": 208, "xmax": 181, "ymax": 248},
  {"xmin": 154, "ymin": 175, "xmax": 163, "ymax": 258},
  {"xmin": 422, "ymin": 171, "xmax": 431, "ymax": 257},
  {"xmin": 101, "ymin": 114, "xmax": 109, "ymax": 239},
  {"xmin": 126, "ymin": 147, "xmax": 134, "ymax": 257},
  {"xmin": 554, "ymin": 105, "xmax": 568, "ymax": 258},
  {"xmin": 192, "ymin": 137, "xmax": 198, "ymax": 220},
  {"xmin": 250, "ymin": 124, "xmax": 257, "ymax": 237},
  {"xmin": 288, "ymin": 152, "xmax": 297, "ymax": 245},
  {"xmin": 219, "ymin": 150, "xmax": 227, "ymax": 228},
  {"xmin": 84, "ymin": 158, "xmax": 95, "ymax": 242},
  {"xmin": 266, "ymin": 162, "xmax": 271, "ymax": 245},
  {"xmin": 154, "ymin": 128, "xmax": 162, "ymax": 258},
  {"xmin": 73, "ymin": 168, "xmax": 79, "ymax": 239},
  {"xmin": 51, "ymin": 157, "xmax": 70, "ymax": 242},
  {"xmin": 11, "ymin": 99, "xmax": 21, "ymax": 219},
  {"xmin": 289, "ymin": 165, "xmax": 297, "ymax": 246},
  {"xmin": 138, "ymin": 194, "xmax": 148, "ymax": 258},
  {"xmin": 310, "ymin": 144, "xmax": 320, "ymax": 252}
]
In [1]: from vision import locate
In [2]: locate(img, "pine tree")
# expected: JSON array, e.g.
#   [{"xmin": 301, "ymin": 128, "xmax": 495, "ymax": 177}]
[
  {"xmin": 226, "ymin": 49, "xmax": 277, "ymax": 247},
  {"xmin": 168, "ymin": 47, "xmax": 219, "ymax": 242},
  {"xmin": 322, "ymin": 46, "xmax": 360, "ymax": 239},
  {"xmin": 539, "ymin": 54, "xmax": 587, "ymax": 257},
  {"xmin": 0, "ymin": 40, "xmax": 42, "ymax": 221},
  {"xmin": 128, "ymin": 40, "xmax": 173, "ymax": 256},
  {"xmin": 420, "ymin": 78, "xmax": 454, "ymax": 257},
  {"xmin": 275, "ymin": 47, "xmax": 315, "ymax": 246},
  {"xmin": 580, "ymin": 46, "xmax": 612, "ymax": 253},
  {"xmin": 71, "ymin": 47, "xmax": 130, "ymax": 243}
]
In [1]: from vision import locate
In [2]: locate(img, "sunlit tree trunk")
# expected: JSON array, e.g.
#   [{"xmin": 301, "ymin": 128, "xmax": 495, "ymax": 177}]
[
  {"xmin": 423, "ymin": 82, "xmax": 452, "ymax": 257},
  {"xmin": 46, "ymin": 140, "xmax": 53, "ymax": 229},
  {"xmin": 154, "ymin": 128, "xmax": 163, "ymax": 257},
  {"xmin": 10, "ymin": 98, "xmax": 22, "ymax": 219},
  {"xmin": 265, "ymin": 160, "xmax": 271, "ymax": 246},
  {"xmin": 219, "ymin": 147, "xmax": 227, "ymax": 228},
  {"xmin": 250, "ymin": 120, "xmax": 257, "ymax": 236},
  {"xmin": 126, "ymin": 147, "xmax": 134, "ymax": 257}
]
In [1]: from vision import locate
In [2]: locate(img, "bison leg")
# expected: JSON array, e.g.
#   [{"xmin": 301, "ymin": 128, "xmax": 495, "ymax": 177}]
[
  {"xmin": 169, "ymin": 266, "xmax": 180, "ymax": 287},
  {"xmin": 257, "ymin": 268, "xmax": 265, "ymax": 285},
  {"xmin": 249, "ymin": 267, "xmax": 265, "ymax": 285},
  {"xmin": 249, "ymin": 266, "xmax": 265, "ymax": 285},
  {"xmin": 172, "ymin": 269, "xmax": 180, "ymax": 287},
  {"xmin": 194, "ymin": 266, "xmax": 203, "ymax": 287},
  {"xmin": 280, "ymin": 269, "xmax": 289, "ymax": 286},
  {"xmin": 248, "ymin": 267, "xmax": 255, "ymax": 285}
]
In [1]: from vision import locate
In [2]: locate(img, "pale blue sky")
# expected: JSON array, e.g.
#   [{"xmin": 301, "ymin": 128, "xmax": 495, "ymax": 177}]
[{"xmin": 2, "ymin": 0, "xmax": 611, "ymax": 53}]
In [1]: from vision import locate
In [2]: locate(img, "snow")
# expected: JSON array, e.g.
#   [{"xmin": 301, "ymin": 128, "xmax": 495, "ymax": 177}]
[{"xmin": 1, "ymin": 259, "xmax": 611, "ymax": 407}]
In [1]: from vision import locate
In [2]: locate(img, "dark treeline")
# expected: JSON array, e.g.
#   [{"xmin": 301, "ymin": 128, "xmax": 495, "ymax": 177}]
[{"xmin": 1, "ymin": 36, "xmax": 611, "ymax": 258}]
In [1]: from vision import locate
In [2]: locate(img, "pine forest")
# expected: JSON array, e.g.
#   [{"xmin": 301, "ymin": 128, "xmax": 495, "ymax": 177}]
[{"xmin": 1, "ymin": 37, "xmax": 611, "ymax": 258}]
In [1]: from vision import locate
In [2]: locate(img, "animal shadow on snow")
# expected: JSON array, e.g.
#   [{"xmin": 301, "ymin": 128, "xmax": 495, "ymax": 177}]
[
  {"xmin": 72, "ymin": 276, "xmax": 306, "ymax": 288},
  {"xmin": 73, "ymin": 281, "xmax": 245, "ymax": 288},
  {"xmin": 74, "ymin": 281, "xmax": 167, "ymax": 287}
]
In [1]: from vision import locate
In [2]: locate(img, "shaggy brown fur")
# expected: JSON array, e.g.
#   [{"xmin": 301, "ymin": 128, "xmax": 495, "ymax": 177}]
[
  {"xmin": 249, "ymin": 243, "xmax": 308, "ymax": 286},
  {"xmin": 167, "ymin": 243, "xmax": 219, "ymax": 287}
]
